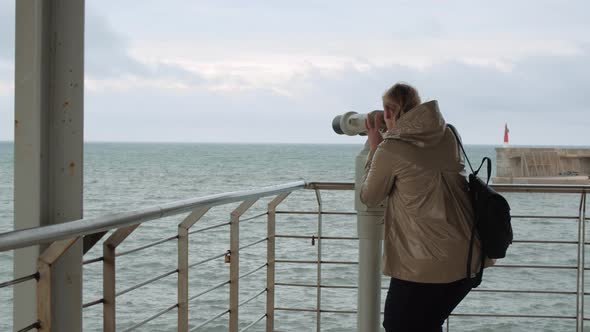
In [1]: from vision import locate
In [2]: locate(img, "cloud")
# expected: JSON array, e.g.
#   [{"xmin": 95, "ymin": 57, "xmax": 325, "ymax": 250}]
[
  {"xmin": 80, "ymin": 47, "xmax": 590, "ymax": 145},
  {"xmin": 85, "ymin": 9, "xmax": 205, "ymax": 87},
  {"xmin": 1, "ymin": 1, "xmax": 589, "ymax": 146}
]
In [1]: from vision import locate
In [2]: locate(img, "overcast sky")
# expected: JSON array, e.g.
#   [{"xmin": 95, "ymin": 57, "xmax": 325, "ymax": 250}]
[{"xmin": 1, "ymin": 1, "xmax": 589, "ymax": 144}]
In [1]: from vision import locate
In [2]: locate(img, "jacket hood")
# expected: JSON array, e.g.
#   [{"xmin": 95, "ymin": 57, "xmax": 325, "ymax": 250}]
[{"xmin": 383, "ymin": 100, "xmax": 446, "ymax": 147}]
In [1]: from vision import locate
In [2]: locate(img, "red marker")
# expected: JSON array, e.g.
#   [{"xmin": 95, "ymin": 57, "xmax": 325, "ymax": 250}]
[{"xmin": 504, "ymin": 123, "xmax": 509, "ymax": 145}]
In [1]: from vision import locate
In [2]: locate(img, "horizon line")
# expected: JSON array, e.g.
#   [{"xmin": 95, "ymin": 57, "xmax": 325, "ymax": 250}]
[{"xmin": 1, "ymin": 140, "xmax": 589, "ymax": 148}]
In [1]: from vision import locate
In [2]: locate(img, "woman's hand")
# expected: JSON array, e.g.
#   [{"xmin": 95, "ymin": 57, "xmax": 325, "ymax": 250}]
[{"xmin": 365, "ymin": 111, "xmax": 384, "ymax": 151}]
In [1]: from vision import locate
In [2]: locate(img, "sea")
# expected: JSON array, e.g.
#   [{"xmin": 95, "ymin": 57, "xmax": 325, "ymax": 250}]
[{"xmin": 0, "ymin": 142, "xmax": 588, "ymax": 331}]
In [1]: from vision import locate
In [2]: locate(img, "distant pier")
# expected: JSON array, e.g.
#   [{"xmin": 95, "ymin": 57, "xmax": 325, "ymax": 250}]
[{"xmin": 493, "ymin": 147, "xmax": 590, "ymax": 184}]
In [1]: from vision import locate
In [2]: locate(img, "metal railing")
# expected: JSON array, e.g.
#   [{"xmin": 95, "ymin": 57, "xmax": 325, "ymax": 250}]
[
  {"xmin": 0, "ymin": 181, "xmax": 589, "ymax": 331},
  {"xmin": 272, "ymin": 182, "xmax": 589, "ymax": 331},
  {"xmin": 1, "ymin": 181, "xmax": 305, "ymax": 332}
]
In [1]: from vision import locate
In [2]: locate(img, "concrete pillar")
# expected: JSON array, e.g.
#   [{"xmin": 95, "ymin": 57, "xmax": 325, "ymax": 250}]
[
  {"xmin": 355, "ymin": 142, "xmax": 384, "ymax": 332},
  {"xmin": 13, "ymin": 1, "xmax": 84, "ymax": 331}
]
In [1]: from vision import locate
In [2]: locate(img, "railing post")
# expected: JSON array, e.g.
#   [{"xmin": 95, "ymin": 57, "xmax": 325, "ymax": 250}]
[
  {"xmin": 266, "ymin": 193, "xmax": 291, "ymax": 332},
  {"xmin": 314, "ymin": 189, "xmax": 323, "ymax": 332},
  {"xmin": 229, "ymin": 199, "xmax": 258, "ymax": 332},
  {"xmin": 178, "ymin": 207, "xmax": 210, "ymax": 332},
  {"xmin": 577, "ymin": 192, "xmax": 587, "ymax": 332},
  {"xmin": 583, "ymin": 192, "xmax": 587, "ymax": 332},
  {"xmin": 355, "ymin": 144, "xmax": 384, "ymax": 332},
  {"xmin": 103, "ymin": 225, "xmax": 139, "ymax": 332},
  {"xmin": 37, "ymin": 238, "xmax": 80, "ymax": 332}
]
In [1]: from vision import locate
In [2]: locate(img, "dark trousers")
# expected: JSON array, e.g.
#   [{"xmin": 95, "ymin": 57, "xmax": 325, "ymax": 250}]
[{"xmin": 383, "ymin": 277, "xmax": 473, "ymax": 332}]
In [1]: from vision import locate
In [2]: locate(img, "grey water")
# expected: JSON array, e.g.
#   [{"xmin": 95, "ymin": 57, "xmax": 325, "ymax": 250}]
[{"xmin": 0, "ymin": 142, "xmax": 588, "ymax": 331}]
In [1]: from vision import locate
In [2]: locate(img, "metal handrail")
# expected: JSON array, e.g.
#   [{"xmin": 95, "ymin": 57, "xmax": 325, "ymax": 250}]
[
  {"xmin": 241, "ymin": 212, "xmax": 269, "ymax": 222},
  {"xmin": 188, "ymin": 221, "xmax": 231, "ymax": 235},
  {"xmin": 275, "ymin": 259, "xmax": 358, "ymax": 265},
  {"xmin": 239, "ymin": 263, "xmax": 268, "ymax": 280},
  {"xmin": 82, "ymin": 298, "xmax": 104, "ymax": 309},
  {"xmin": 0, "ymin": 272, "xmax": 39, "ymax": 289},
  {"xmin": 16, "ymin": 321, "xmax": 41, "ymax": 332},
  {"xmin": 239, "ymin": 289, "xmax": 267, "ymax": 308},
  {"xmin": 190, "ymin": 309, "xmax": 229, "ymax": 332},
  {"xmin": 305, "ymin": 181, "xmax": 590, "ymax": 193},
  {"xmin": 188, "ymin": 252, "xmax": 227, "ymax": 269},
  {"xmin": 188, "ymin": 280, "xmax": 231, "ymax": 303},
  {"xmin": 277, "ymin": 281, "xmax": 579, "ymax": 296},
  {"xmin": 239, "ymin": 237, "xmax": 267, "ymax": 251},
  {"xmin": 277, "ymin": 182, "xmax": 590, "ymax": 331},
  {"xmin": 4, "ymin": 181, "xmax": 590, "ymax": 331},
  {"xmin": 116, "ymin": 235, "xmax": 178, "ymax": 257},
  {"xmin": 116, "ymin": 269, "xmax": 178, "ymax": 297},
  {"xmin": 0, "ymin": 181, "xmax": 306, "ymax": 251},
  {"xmin": 83, "ymin": 256, "xmax": 103, "ymax": 265},
  {"xmin": 239, "ymin": 313, "xmax": 266, "ymax": 332},
  {"xmin": 121, "ymin": 303, "xmax": 178, "ymax": 332}
]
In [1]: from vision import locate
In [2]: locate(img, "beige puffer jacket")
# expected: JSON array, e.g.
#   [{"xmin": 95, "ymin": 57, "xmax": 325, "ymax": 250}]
[{"xmin": 360, "ymin": 100, "xmax": 486, "ymax": 283}]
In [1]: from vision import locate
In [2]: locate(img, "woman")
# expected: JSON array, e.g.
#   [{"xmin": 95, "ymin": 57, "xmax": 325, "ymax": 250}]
[{"xmin": 360, "ymin": 83, "xmax": 483, "ymax": 331}]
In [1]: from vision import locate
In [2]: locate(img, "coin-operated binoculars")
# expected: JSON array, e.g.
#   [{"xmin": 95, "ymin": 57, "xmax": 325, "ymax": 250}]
[{"xmin": 332, "ymin": 111, "xmax": 385, "ymax": 332}]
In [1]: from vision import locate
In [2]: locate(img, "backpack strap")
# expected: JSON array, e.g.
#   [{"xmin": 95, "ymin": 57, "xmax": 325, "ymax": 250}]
[
  {"xmin": 447, "ymin": 124, "xmax": 481, "ymax": 282},
  {"xmin": 476, "ymin": 157, "xmax": 492, "ymax": 185},
  {"xmin": 447, "ymin": 124, "xmax": 475, "ymax": 174}
]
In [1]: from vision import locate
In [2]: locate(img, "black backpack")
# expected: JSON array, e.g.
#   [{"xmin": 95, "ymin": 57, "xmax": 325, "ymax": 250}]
[{"xmin": 448, "ymin": 124, "xmax": 513, "ymax": 287}]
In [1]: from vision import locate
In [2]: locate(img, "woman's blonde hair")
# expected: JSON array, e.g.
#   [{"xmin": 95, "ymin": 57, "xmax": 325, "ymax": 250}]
[{"xmin": 382, "ymin": 83, "xmax": 421, "ymax": 119}]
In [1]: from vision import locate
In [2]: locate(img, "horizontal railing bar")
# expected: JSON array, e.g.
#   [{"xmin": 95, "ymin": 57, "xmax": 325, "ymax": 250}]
[
  {"xmin": 116, "ymin": 235, "xmax": 178, "ymax": 257},
  {"xmin": 305, "ymin": 182, "xmax": 354, "ymax": 190},
  {"xmin": 275, "ymin": 307, "xmax": 318, "ymax": 313},
  {"xmin": 190, "ymin": 309, "xmax": 230, "ymax": 331},
  {"xmin": 379, "ymin": 285, "xmax": 577, "ymax": 295},
  {"xmin": 276, "ymin": 211, "xmax": 356, "ymax": 216},
  {"xmin": 274, "ymin": 307, "xmax": 356, "ymax": 314},
  {"xmin": 490, "ymin": 184, "xmax": 590, "ymax": 194},
  {"xmin": 277, "ymin": 283, "xmax": 576, "ymax": 295},
  {"xmin": 511, "ymin": 215, "xmax": 578, "ymax": 220},
  {"xmin": 276, "ymin": 282, "xmax": 356, "ymax": 289},
  {"xmin": 4, "ymin": 182, "xmax": 588, "ymax": 252},
  {"xmin": 275, "ymin": 234, "xmax": 576, "ymax": 244},
  {"xmin": 276, "ymin": 212, "xmax": 580, "ymax": 219},
  {"xmin": 121, "ymin": 303, "xmax": 178, "ymax": 332},
  {"xmin": 471, "ymin": 289, "xmax": 577, "ymax": 295},
  {"xmin": 321, "ymin": 309, "xmax": 357, "ymax": 314},
  {"xmin": 188, "ymin": 222, "xmax": 231, "ymax": 235},
  {"xmin": 275, "ymin": 259, "xmax": 358, "ymax": 265},
  {"xmin": 275, "ymin": 234, "xmax": 359, "ymax": 240},
  {"xmin": 491, "ymin": 264, "xmax": 577, "ymax": 270},
  {"xmin": 240, "ymin": 263, "xmax": 268, "ymax": 280},
  {"xmin": 188, "ymin": 252, "xmax": 226, "ymax": 269},
  {"xmin": 83, "ymin": 256, "xmax": 103, "ymax": 265},
  {"xmin": 513, "ymin": 240, "xmax": 578, "ymax": 244},
  {"xmin": 239, "ymin": 313, "xmax": 267, "ymax": 332},
  {"xmin": 0, "ymin": 272, "xmax": 38, "ymax": 289},
  {"xmin": 450, "ymin": 313, "xmax": 576, "ymax": 319},
  {"xmin": 241, "ymin": 212, "xmax": 268, "ymax": 222},
  {"xmin": 239, "ymin": 289, "xmax": 267, "ymax": 308},
  {"xmin": 16, "ymin": 321, "xmax": 40, "ymax": 332},
  {"xmin": 117, "ymin": 269, "xmax": 178, "ymax": 297},
  {"xmin": 82, "ymin": 298, "xmax": 104, "ymax": 309},
  {"xmin": 304, "ymin": 182, "xmax": 590, "ymax": 193},
  {"xmin": 188, "ymin": 280, "xmax": 230, "ymax": 303},
  {"xmin": 0, "ymin": 181, "xmax": 306, "ymax": 252},
  {"xmin": 239, "ymin": 238, "xmax": 267, "ymax": 251}
]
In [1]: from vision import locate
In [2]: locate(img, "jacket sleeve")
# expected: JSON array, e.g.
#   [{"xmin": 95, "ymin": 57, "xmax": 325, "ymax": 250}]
[{"xmin": 360, "ymin": 145, "xmax": 396, "ymax": 208}]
